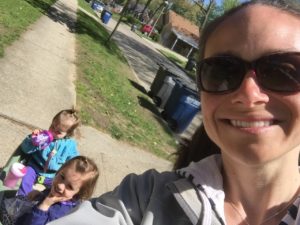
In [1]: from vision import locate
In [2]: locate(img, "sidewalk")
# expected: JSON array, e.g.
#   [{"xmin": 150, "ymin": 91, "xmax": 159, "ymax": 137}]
[{"xmin": 0, "ymin": 0, "xmax": 171, "ymax": 197}]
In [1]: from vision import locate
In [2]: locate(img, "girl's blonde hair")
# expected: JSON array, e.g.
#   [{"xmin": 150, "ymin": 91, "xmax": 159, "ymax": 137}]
[
  {"xmin": 57, "ymin": 156, "xmax": 99, "ymax": 200},
  {"xmin": 50, "ymin": 109, "xmax": 80, "ymax": 138}
]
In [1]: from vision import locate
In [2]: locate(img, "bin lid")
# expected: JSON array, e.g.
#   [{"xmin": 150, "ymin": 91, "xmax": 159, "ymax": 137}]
[
  {"xmin": 164, "ymin": 76, "xmax": 175, "ymax": 84},
  {"xmin": 185, "ymin": 96, "xmax": 201, "ymax": 107}
]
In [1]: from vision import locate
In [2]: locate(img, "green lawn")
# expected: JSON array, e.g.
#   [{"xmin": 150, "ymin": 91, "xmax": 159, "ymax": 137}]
[
  {"xmin": 0, "ymin": 0, "xmax": 56, "ymax": 57},
  {"xmin": 76, "ymin": 0, "xmax": 177, "ymax": 158}
]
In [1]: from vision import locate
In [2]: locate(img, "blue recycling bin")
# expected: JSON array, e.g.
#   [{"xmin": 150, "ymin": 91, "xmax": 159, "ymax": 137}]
[
  {"xmin": 91, "ymin": 1, "xmax": 104, "ymax": 12},
  {"xmin": 162, "ymin": 80, "xmax": 200, "ymax": 133},
  {"xmin": 101, "ymin": 9, "xmax": 112, "ymax": 24}
]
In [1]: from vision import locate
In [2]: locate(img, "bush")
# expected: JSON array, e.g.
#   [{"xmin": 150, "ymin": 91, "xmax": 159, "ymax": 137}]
[
  {"xmin": 126, "ymin": 14, "xmax": 139, "ymax": 25},
  {"xmin": 151, "ymin": 33, "xmax": 160, "ymax": 42}
]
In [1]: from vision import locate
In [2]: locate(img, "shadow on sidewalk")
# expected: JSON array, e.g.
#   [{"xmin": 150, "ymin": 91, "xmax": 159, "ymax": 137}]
[
  {"xmin": 24, "ymin": 0, "xmax": 54, "ymax": 14},
  {"xmin": 25, "ymin": 0, "xmax": 77, "ymax": 32}
]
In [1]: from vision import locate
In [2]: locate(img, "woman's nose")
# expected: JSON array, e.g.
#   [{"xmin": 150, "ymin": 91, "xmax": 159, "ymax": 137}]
[{"xmin": 231, "ymin": 70, "xmax": 269, "ymax": 107}]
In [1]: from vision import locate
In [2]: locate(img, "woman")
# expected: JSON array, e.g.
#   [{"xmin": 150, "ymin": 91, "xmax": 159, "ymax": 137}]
[{"xmin": 49, "ymin": 0, "xmax": 300, "ymax": 224}]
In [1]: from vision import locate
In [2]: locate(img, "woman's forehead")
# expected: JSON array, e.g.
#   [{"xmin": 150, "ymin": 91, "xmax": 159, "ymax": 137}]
[{"xmin": 204, "ymin": 4, "xmax": 300, "ymax": 59}]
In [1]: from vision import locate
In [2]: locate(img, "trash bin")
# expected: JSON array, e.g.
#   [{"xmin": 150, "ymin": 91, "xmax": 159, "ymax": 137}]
[
  {"xmin": 101, "ymin": 9, "xmax": 112, "ymax": 24},
  {"xmin": 162, "ymin": 80, "xmax": 201, "ymax": 133},
  {"xmin": 185, "ymin": 58, "xmax": 196, "ymax": 71},
  {"xmin": 131, "ymin": 24, "xmax": 137, "ymax": 32},
  {"xmin": 153, "ymin": 76, "xmax": 176, "ymax": 108},
  {"xmin": 148, "ymin": 64, "xmax": 178, "ymax": 98},
  {"xmin": 91, "ymin": 1, "xmax": 104, "ymax": 12}
]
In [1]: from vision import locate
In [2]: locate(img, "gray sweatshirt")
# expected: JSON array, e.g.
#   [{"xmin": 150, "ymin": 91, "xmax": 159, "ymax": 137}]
[{"xmin": 48, "ymin": 155, "xmax": 300, "ymax": 225}]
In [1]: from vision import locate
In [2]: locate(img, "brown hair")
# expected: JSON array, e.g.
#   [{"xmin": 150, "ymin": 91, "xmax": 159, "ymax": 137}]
[
  {"xmin": 50, "ymin": 109, "xmax": 80, "ymax": 138},
  {"xmin": 173, "ymin": 124, "xmax": 220, "ymax": 170},
  {"xmin": 57, "ymin": 156, "xmax": 99, "ymax": 200}
]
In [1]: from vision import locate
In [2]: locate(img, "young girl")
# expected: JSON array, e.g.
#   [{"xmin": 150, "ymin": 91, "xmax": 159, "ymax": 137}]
[
  {"xmin": 17, "ymin": 109, "xmax": 80, "ymax": 196},
  {"xmin": 15, "ymin": 156, "xmax": 99, "ymax": 225}
]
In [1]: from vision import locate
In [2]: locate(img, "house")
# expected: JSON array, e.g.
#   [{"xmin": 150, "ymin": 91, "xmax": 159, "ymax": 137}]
[{"xmin": 159, "ymin": 10, "xmax": 200, "ymax": 58}]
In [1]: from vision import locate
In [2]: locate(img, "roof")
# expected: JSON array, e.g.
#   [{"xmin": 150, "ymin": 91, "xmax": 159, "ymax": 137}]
[
  {"xmin": 171, "ymin": 28, "xmax": 199, "ymax": 49},
  {"xmin": 166, "ymin": 10, "xmax": 200, "ymax": 41}
]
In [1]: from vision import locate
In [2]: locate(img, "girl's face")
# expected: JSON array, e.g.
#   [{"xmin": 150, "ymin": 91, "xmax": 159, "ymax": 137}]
[
  {"xmin": 50, "ymin": 118, "xmax": 74, "ymax": 139},
  {"xmin": 201, "ymin": 5, "xmax": 300, "ymax": 165},
  {"xmin": 50, "ymin": 165, "xmax": 84, "ymax": 201}
]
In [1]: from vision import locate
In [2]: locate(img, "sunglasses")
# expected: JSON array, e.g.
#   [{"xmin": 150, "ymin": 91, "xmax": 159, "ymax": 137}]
[{"xmin": 197, "ymin": 52, "xmax": 300, "ymax": 94}]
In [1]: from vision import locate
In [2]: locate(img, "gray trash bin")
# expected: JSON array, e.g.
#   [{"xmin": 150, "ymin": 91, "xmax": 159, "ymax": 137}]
[
  {"xmin": 148, "ymin": 64, "xmax": 178, "ymax": 98},
  {"xmin": 153, "ymin": 76, "xmax": 176, "ymax": 108}
]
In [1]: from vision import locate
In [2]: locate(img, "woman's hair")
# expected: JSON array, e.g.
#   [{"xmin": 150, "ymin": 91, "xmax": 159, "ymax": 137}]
[
  {"xmin": 50, "ymin": 108, "xmax": 80, "ymax": 138},
  {"xmin": 198, "ymin": 0, "xmax": 300, "ymax": 60},
  {"xmin": 175, "ymin": 0, "xmax": 300, "ymax": 170},
  {"xmin": 57, "ymin": 156, "xmax": 99, "ymax": 200},
  {"xmin": 173, "ymin": 124, "xmax": 220, "ymax": 170}
]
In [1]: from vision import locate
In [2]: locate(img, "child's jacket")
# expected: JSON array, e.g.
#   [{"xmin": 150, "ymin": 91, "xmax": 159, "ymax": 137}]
[
  {"xmin": 21, "ymin": 135, "xmax": 79, "ymax": 178},
  {"xmin": 15, "ymin": 190, "xmax": 79, "ymax": 225}
]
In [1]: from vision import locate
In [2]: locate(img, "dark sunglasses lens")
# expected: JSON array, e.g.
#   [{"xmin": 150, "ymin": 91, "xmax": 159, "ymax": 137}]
[
  {"xmin": 257, "ymin": 54, "xmax": 300, "ymax": 92},
  {"xmin": 199, "ymin": 57, "xmax": 245, "ymax": 93}
]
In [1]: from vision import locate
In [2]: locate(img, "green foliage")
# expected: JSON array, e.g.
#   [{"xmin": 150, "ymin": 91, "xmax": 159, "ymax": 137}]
[
  {"xmin": 126, "ymin": 14, "xmax": 140, "ymax": 24},
  {"xmin": 222, "ymin": 0, "xmax": 240, "ymax": 12},
  {"xmin": 151, "ymin": 32, "xmax": 160, "ymax": 42},
  {"xmin": 115, "ymin": 0, "xmax": 127, "ymax": 5},
  {"xmin": 0, "ymin": 0, "xmax": 56, "ymax": 57},
  {"xmin": 171, "ymin": 0, "xmax": 199, "ymax": 25}
]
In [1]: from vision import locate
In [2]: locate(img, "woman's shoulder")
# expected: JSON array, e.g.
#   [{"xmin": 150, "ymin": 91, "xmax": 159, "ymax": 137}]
[{"xmin": 99, "ymin": 169, "xmax": 180, "ymax": 198}]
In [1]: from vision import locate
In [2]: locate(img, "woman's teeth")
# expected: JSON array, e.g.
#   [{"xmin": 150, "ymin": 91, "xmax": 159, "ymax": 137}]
[{"xmin": 230, "ymin": 120, "xmax": 273, "ymax": 128}]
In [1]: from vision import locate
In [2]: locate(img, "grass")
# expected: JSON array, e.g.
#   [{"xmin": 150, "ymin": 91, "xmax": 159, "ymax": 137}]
[
  {"xmin": 76, "ymin": 0, "xmax": 178, "ymax": 159},
  {"xmin": 0, "ymin": 0, "xmax": 57, "ymax": 57}
]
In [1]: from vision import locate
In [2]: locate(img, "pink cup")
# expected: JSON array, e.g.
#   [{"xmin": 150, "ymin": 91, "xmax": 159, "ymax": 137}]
[{"xmin": 3, "ymin": 162, "xmax": 27, "ymax": 188}]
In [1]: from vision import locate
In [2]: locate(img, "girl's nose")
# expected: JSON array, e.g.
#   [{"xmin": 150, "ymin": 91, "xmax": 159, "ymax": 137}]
[
  {"xmin": 57, "ymin": 183, "xmax": 65, "ymax": 193},
  {"xmin": 231, "ymin": 70, "xmax": 269, "ymax": 107}
]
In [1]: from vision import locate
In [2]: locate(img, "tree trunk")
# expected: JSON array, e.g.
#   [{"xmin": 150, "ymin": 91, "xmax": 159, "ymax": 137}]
[
  {"xmin": 106, "ymin": 0, "xmax": 131, "ymax": 43},
  {"xmin": 139, "ymin": 0, "xmax": 153, "ymax": 21},
  {"xmin": 200, "ymin": 1, "xmax": 214, "ymax": 29},
  {"xmin": 146, "ymin": 2, "xmax": 164, "ymax": 24},
  {"xmin": 132, "ymin": 0, "xmax": 140, "ymax": 14}
]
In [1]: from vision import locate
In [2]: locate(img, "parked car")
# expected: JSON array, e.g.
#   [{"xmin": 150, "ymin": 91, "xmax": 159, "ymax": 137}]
[
  {"xmin": 141, "ymin": 24, "xmax": 159, "ymax": 40},
  {"xmin": 141, "ymin": 24, "xmax": 153, "ymax": 34}
]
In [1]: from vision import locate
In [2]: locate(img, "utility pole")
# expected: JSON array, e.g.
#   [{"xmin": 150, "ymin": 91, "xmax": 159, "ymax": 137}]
[
  {"xmin": 106, "ymin": 0, "xmax": 130, "ymax": 43},
  {"xmin": 148, "ymin": 1, "xmax": 169, "ymax": 37}
]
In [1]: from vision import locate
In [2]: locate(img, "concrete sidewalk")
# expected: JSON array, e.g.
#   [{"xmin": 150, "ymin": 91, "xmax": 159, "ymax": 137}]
[{"xmin": 0, "ymin": 0, "xmax": 171, "ymax": 197}]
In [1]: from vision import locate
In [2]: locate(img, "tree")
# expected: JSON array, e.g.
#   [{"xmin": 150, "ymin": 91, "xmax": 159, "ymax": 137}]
[
  {"xmin": 139, "ymin": 0, "xmax": 154, "ymax": 21},
  {"xmin": 191, "ymin": 0, "xmax": 216, "ymax": 29},
  {"xmin": 222, "ymin": 0, "xmax": 240, "ymax": 12},
  {"xmin": 132, "ymin": 0, "xmax": 141, "ymax": 12}
]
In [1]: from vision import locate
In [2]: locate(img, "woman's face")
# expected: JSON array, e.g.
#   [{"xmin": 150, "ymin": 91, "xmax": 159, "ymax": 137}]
[
  {"xmin": 201, "ymin": 5, "xmax": 300, "ymax": 165},
  {"xmin": 50, "ymin": 165, "xmax": 83, "ymax": 201}
]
